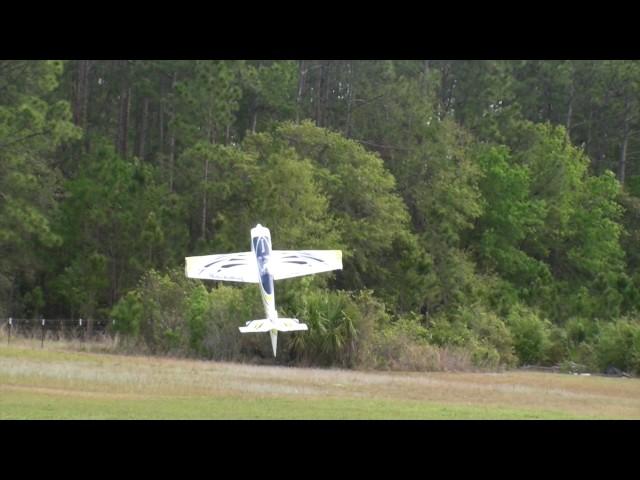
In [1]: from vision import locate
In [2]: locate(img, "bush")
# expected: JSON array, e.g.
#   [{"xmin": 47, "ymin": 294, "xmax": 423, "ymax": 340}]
[
  {"xmin": 507, "ymin": 306, "xmax": 552, "ymax": 365},
  {"xmin": 546, "ymin": 325, "xmax": 569, "ymax": 365},
  {"xmin": 186, "ymin": 283, "xmax": 264, "ymax": 360},
  {"xmin": 111, "ymin": 269, "xmax": 391, "ymax": 365},
  {"xmin": 454, "ymin": 305, "xmax": 517, "ymax": 367},
  {"xmin": 563, "ymin": 317, "xmax": 599, "ymax": 368},
  {"xmin": 428, "ymin": 316, "xmax": 474, "ymax": 348},
  {"xmin": 363, "ymin": 316, "xmax": 473, "ymax": 371},
  {"xmin": 284, "ymin": 289, "xmax": 384, "ymax": 367},
  {"xmin": 594, "ymin": 319, "xmax": 640, "ymax": 374},
  {"xmin": 111, "ymin": 290, "xmax": 143, "ymax": 336},
  {"xmin": 427, "ymin": 307, "xmax": 516, "ymax": 369},
  {"xmin": 136, "ymin": 269, "xmax": 192, "ymax": 354},
  {"xmin": 565, "ymin": 317, "xmax": 599, "ymax": 347},
  {"xmin": 111, "ymin": 268, "xmax": 209, "ymax": 355}
]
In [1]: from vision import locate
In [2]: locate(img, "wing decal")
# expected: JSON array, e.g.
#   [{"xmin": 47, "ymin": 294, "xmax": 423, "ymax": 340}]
[
  {"xmin": 185, "ymin": 252, "xmax": 259, "ymax": 283},
  {"xmin": 270, "ymin": 250, "xmax": 342, "ymax": 280}
]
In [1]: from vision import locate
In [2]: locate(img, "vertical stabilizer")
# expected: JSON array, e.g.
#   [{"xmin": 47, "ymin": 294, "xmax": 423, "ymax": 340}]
[{"xmin": 270, "ymin": 329, "xmax": 278, "ymax": 357}]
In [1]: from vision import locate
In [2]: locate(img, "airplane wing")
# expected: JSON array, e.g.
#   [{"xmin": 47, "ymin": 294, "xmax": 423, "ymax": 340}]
[
  {"xmin": 185, "ymin": 252, "xmax": 259, "ymax": 283},
  {"xmin": 271, "ymin": 250, "xmax": 342, "ymax": 280}
]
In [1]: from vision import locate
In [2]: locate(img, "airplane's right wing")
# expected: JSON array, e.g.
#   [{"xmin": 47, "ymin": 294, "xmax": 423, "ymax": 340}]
[
  {"xmin": 271, "ymin": 250, "xmax": 342, "ymax": 280},
  {"xmin": 185, "ymin": 252, "xmax": 259, "ymax": 283}
]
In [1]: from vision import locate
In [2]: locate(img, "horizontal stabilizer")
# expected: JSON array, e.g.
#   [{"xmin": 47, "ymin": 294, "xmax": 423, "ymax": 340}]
[
  {"xmin": 275, "ymin": 318, "xmax": 309, "ymax": 332},
  {"xmin": 239, "ymin": 319, "xmax": 274, "ymax": 333},
  {"xmin": 239, "ymin": 318, "xmax": 308, "ymax": 333}
]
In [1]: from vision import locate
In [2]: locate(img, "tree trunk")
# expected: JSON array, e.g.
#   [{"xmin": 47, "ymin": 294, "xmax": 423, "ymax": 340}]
[
  {"xmin": 159, "ymin": 99, "xmax": 165, "ymax": 156},
  {"xmin": 72, "ymin": 60, "xmax": 83, "ymax": 126},
  {"xmin": 169, "ymin": 133, "xmax": 175, "ymax": 192},
  {"xmin": 79, "ymin": 60, "xmax": 90, "ymax": 129},
  {"xmin": 440, "ymin": 62, "xmax": 454, "ymax": 118},
  {"xmin": 296, "ymin": 60, "xmax": 306, "ymax": 123},
  {"xmin": 201, "ymin": 154, "xmax": 209, "ymax": 242},
  {"xmin": 249, "ymin": 91, "xmax": 258, "ymax": 133},
  {"xmin": 72, "ymin": 60, "xmax": 91, "ymax": 135},
  {"xmin": 249, "ymin": 60, "xmax": 261, "ymax": 133},
  {"xmin": 586, "ymin": 104, "xmax": 593, "ymax": 153},
  {"xmin": 422, "ymin": 59, "xmax": 430, "ymax": 94},
  {"xmin": 138, "ymin": 96, "xmax": 149, "ymax": 160},
  {"xmin": 71, "ymin": 61, "xmax": 80, "ymax": 126},
  {"xmin": 117, "ymin": 80, "xmax": 131, "ymax": 158},
  {"xmin": 72, "ymin": 60, "xmax": 92, "ymax": 153},
  {"xmin": 323, "ymin": 61, "xmax": 331, "ymax": 128},
  {"xmin": 168, "ymin": 71, "xmax": 177, "ymax": 192},
  {"xmin": 566, "ymin": 81, "xmax": 575, "ymax": 135},
  {"xmin": 251, "ymin": 108, "xmax": 258, "ymax": 133},
  {"xmin": 345, "ymin": 61, "xmax": 354, "ymax": 137},
  {"xmin": 315, "ymin": 61, "xmax": 323, "ymax": 126},
  {"xmin": 544, "ymin": 81, "xmax": 553, "ymax": 121},
  {"xmin": 81, "ymin": 61, "xmax": 90, "ymax": 131},
  {"xmin": 619, "ymin": 95, "xmax": 631, "ymax": 186},
  {"xmin": 123, "ymin": 88, "xmax": 131, "ymax": 157}
]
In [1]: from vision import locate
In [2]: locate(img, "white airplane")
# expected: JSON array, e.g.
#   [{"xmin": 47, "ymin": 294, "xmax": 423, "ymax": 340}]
[{"xmin": 185, "ymin": 224, "xmax": 342, "ymax": 357}]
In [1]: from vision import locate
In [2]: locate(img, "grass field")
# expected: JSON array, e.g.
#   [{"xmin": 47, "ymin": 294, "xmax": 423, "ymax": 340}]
[{"xmin": 1, "ymin": 339, "xmax": 639, "ymax": 419}]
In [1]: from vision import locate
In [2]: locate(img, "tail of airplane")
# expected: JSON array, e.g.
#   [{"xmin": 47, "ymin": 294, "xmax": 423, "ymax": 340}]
[{"xmin": 239, "ymin": 318, "xmax": 308, "ymax": 357}]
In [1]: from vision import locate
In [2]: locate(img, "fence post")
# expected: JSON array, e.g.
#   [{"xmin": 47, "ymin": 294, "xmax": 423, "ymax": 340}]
[
  {"xmin": 79, "ymin": 318, "xmax": 84, "ymax": 341},
  {"xmin": 7, "ymin": 317, "xmax": 11, "ymax": 345},
  {"xmin": 41, "ymin": 318, "xmax": 45, "ymax": 348}
]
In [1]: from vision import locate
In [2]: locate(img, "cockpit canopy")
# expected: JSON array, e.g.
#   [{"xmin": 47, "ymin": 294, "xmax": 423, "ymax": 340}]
[
  {"xmin": 253, "ymin": 235, "xmax": 273, "ymax": 294},
  {"xmin": 255, "ymin": 236, "xmax": 270, "ymax": 259}
]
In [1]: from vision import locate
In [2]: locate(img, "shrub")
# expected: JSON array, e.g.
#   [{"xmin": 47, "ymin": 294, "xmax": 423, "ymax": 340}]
[
  {"xmin": 112, "ymin": 269, "xmax": 390, "ymax": 365},
  {"xmin": 594, "ymin": 319, "xmax": 640, "ymax": 374},
  {"xmin": 284, "ymin": 289, "xmax": 384, "ymax": 367},
  {"xmin": 111, "ymin": 290, "xmax": 143, "ymax": 336},
  {"xmin": 560, "ymin": 317, "xmax": 598, "ymax": 367},
  {"xmin": 427, "ymin": 307, "xmax": 515, "ymax": 369},
  {"xmin": 428, "ymin": 316, "xmax": 474, "ymax": 348},
  {"xmin": 565, "ymin": 317, "xmax": 599, "ymax": 347},
  {"xmin": 186, "ymin": 283, "xmax": 264, "ymax": 360},
  {"xmin": 507, "ymin": 306, "xmax": 552, "ymax": 365},
  {"xmin": 363, "ymin": 316, "xmax": 473, "ymax": 371},
  {"xmin": 453, "ymin": 305, "xmax": 517, "ymax": 367},
  {"xmin": 546, "ymin": 325, "xmax": 569, "ymax": 365},
  {"xmin": 135, "ymin": 269, "xmax": 192, "ymax": 354},
  {"xmin": 469, "ymin": 344, "xmax": 501, "ymax": 369}
]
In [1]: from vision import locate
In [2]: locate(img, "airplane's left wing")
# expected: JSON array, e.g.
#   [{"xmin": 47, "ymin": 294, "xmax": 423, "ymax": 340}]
[
  {"xmin": 185, "ymin": 252, "xmax": 259, "ymax": 283},
  {"xmin": 271, "ymin": 250, "xmax": 342, "ymax": 280}
]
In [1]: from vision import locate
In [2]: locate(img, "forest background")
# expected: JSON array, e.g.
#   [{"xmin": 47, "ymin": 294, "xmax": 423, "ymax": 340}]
[{"xmin": 2, "ymin": 60, "xmax": 640, "ymax": 374}]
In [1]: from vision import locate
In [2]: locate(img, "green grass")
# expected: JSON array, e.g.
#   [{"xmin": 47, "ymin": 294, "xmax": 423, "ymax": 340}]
[
  {"xmin": 1, "ymin": 342, "xmax": 639, "ymax": 419},
  {"xmin": 0, "ymin": 391, "xmax": 578, "ymax": 420}
]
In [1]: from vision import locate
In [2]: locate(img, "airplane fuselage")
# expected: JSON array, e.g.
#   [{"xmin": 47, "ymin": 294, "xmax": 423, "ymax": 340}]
[{"xmin": 251, "ymin": 224, "xmax": 277, "ymax": 320}]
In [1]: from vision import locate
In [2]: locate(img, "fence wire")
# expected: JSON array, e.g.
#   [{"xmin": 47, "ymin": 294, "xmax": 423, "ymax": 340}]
[{"xmin": 3, "ymin": 318, "xmax": 117, "ymax": 344}]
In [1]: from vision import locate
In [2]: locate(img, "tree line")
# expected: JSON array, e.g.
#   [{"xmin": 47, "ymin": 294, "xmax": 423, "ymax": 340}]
[{"xmin": 2, "ymin": 60, "xmax": 640, "ymax": 372}]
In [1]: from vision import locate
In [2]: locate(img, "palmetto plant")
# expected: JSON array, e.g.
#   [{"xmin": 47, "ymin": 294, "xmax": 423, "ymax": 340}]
[{"xmin": 288, "ymin": 290, "xmax": 359, "ymax": 367}]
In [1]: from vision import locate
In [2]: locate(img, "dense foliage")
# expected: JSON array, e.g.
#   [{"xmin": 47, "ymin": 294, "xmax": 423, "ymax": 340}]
[{"xmin": 3, "ymin": 60, "xmax": 640, "ymax": 374}]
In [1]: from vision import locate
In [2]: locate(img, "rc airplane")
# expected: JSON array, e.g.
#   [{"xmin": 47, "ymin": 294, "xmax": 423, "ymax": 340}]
[{"xmin": 185, "ymin": 224, "xmax": 342, "ymax": 357}]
